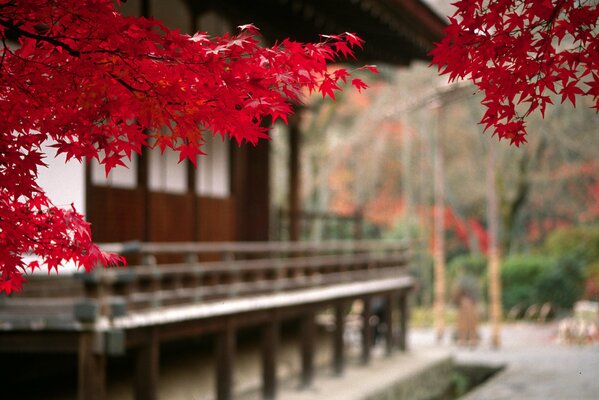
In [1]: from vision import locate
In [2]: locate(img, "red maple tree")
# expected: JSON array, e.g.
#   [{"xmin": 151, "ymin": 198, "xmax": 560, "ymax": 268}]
[
  {"xmin": 0, "ymin": 0, "xmax": 372, "ymax": 293},
  {"xmin": 431, "ymin": 0, "xmax": 599, "ymax": 145}
]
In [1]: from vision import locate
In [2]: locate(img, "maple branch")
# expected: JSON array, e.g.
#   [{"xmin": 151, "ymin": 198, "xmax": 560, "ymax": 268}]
[
  {"xmin": 107, "ymin": 72, "xmax": 146, "ymax": 94},
  {"xmin": 0, "ymin": 17, "xmax": 127, "ymax": 59},
  {"xmin": 0, "ymin": 35, "xmax": 7, "ymax": 69},
  {"xmin": 0, "ymin": 18, "xmax": 81, "ymax": 56}
]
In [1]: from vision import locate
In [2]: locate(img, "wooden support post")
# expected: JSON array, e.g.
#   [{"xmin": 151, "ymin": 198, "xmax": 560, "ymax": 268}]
[
  {"xmin": 78, "ymin": 332, "xmax": 106, "ymax": 400},
  {"xmin": 289, "ymin": 112, "xmax": 301, "ymax": 241},
  {"xmin": 398, "ymin": 294, "xmax": 408, "ymax": 351},
  {"xmin": 134, "ymin": 328, "xmax": 160, "ymax": 400},
  {"xmin": 385, "ymin": 293, "xmax": 395, "ymax": 357},
  {"xmin": 262, "ymin": 316, "xmax": 279, "ymax": 400},
  {"xmin": 300, "ymin": 309, "xmax": 315, "ymax": 389},
  {"xmin": 361, "ymin": 296, "xmax": 372, "ymax": 365},
  {"xmin": 216, "ymin": 319, "xmax": 236, "ymax": 400},
  {"xmin": 333, "ymin": 301, "xmax": 346, "ymax": 376}
]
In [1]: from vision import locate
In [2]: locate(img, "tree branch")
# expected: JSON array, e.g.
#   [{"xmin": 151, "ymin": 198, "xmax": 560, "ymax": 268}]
[{"xmin": 0, "ymin": 18, "xmax": 81, "ymax": 56}]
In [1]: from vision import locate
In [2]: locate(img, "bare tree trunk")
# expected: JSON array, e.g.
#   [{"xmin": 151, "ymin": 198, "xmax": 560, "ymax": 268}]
[
  {"xmin": 433, "ymin": 104, "xmax": 446, "ymax": 342},
  {"xmin": 500, "ymin": 136, "xmax": 546, "ymax": 254},
  {"xmin": 487, "ymin": 142, "xmax": 502, "ymax": 348},
  {"xmin": 402, "ymin": 124, "xmax": 414, "ymax": 240}
]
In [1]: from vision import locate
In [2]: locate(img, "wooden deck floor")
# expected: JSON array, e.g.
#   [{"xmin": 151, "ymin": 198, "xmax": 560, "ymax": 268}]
[{"xmin": 1, "ymin": 320, "xmax": 451, "ymax": 400}]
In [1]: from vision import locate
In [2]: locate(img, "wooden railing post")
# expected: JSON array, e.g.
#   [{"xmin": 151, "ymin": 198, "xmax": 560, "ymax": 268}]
[
  {"xmin": 223, "ymin": 251, "xmax": 239, "ymax": 298},
  {"xmin": 134, "ymin": 327, "xmax": 160, "ymax": 400},
  {"xmin": 385, "ymin": 293, "xmax": 395, "ymax": 356},
  {"xmin": 333, "ymin": 300, "xmax": 346, "ymax": 376},
  {"xmin": 361, "ymin": 296, "xmax": 372, "ymax": 365},
  {"xmin": 261, "ymin": 314, "xmax": 279, "ymax": 400},
  {"xmin": 74, "ymin": 267, "xmax": 109, "ymax": 323},
  {"xmin": 300, "ymin": 308, "xmax": 315, "ymax": 389},
  {"xmin": 216, "ymin": 318, "xmax": 236, "ymax": 400},
  {"xmin": 398, "ymin": 293, "xmax": 409, "ymax": 351},
  {"xmin": 141, "ymin": 255, "xmax": 162, "ymax": 308},
  {"xmin": 78, "ymin": 331, "xmax": 106, "ymax": 400}
]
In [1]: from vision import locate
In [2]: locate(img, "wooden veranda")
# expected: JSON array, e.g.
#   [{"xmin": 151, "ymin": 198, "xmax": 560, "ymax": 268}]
[{"xmin": 0, "ymin": 240, "xmax": 413, "ymax": 400}]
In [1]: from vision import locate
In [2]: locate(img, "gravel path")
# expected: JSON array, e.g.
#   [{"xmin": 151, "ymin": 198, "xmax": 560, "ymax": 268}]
[{"xmin": 411, "ymin": 322, "xmax": 599, "ymax": 400}]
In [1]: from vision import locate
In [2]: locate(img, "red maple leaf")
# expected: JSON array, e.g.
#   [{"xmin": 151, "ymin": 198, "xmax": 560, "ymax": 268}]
[
  {"xmin": 320, "ymin": 75, "xmax": 341, "ymax": 99},
  {"xmin": 351, "ymin": 78, "xmax": 369, "ymax": 93}
]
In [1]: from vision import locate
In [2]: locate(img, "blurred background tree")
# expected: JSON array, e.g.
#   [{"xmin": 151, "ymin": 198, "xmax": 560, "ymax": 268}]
[{"xmin": 269, "ymin": 0, "xmax": 598, "ymax": 318}]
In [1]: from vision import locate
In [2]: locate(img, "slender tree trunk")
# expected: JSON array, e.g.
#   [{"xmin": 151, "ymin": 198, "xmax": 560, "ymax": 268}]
[
  {"xmin": 402, "ymin": 126, "xmax": 414, "ymax": 240},
  {"xmin": 487, "ymin": 142, "xmax": 502, "ymax": 348},
  {"xmin": 418, "ymin": 120, "xmax": 433, "ymax": 307},
  {"xmin": 433, "ymin": 105, "xmax": 446, "ymax": 342}
]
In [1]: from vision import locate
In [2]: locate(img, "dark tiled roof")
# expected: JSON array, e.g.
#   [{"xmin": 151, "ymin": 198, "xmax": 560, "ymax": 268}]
[{"xmin": 191, "ymin": 0, "xmax": 447, "ymax": 65}]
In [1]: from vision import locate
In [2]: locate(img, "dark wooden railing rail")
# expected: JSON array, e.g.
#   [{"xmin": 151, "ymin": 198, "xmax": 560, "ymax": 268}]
[
  {"xmin": 77, "ymin": 240, "xmax": 409, "ymax": 318},
  {"xmin": 0, "ymin": 240, "xmax": 414, "ymax": 400}
]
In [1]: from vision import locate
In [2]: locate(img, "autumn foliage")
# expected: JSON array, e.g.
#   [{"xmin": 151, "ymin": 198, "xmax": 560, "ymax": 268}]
[
  {"xmin": 431, "ymin": 0, "xmax": 599, "ymax": 145},
  {"xmin": 0, "ymin": 0, "xmax": 371, "ymax": 293}
]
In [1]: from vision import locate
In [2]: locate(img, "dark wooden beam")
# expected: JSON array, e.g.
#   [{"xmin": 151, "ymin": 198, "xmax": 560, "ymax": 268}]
[
  {"xmin": 232, "ymin": 139, "xmax": 270, "ymax": 241},
  {"xmin": 138, "ymin": 147, "xmax": 150, "ymax": 243},
  {"xmin": 300, "ymin": 309, "xmax": 315, "ymax": 389},
  {"xmin": 398, "ymin": 293, "xmax": 408, "ymax": 351},
  {"xmin": 78, "ymin": 332, "xmax": 106, "ymax": 400},
  {"xmin": 385, "ymin": 292, "xmax": 395, "ymax": 356},
  {"xmin": 361, "ymin": 296, "xmax": 372, "ymax": 365},
  {"xmin": 134, "ymin": 328, "xmax": 160, "ymax": 400},
  {"xmin": 333, "ymin": 301, "xmax": 346, "ymax": 376},
  {"xmin": 216, "ymin": 318, "xmax": 236, "ymax": 400},
  {"xmin": 261, "ymin": 315, "xmax": 279, "ymax": 400},
  {"xmin": 288, "ymin": 112, "xmax": 301, "ymax": 241},
  {"xmin": 0, "ymin": 331, "xmax": 79, "ymax": 353}
]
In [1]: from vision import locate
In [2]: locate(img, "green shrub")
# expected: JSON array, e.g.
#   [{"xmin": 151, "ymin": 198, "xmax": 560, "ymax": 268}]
[
  {"xmin": 535, "ymin": 255, "xmax": 584, "ymax": 309},
  {"xmin": 544, "ymin": 225, "xmax": 599, "ymax": 266},
  {"xmin": 501, "ymin": 254, "xmax": 585, "ymax": 311},
  {"xmin": 543, "ymin": 225, "xmax": 599, "ymax": 301},
  {"xmin": 501, "ymin": 255, "xmax": 552, "ymax": 310}
]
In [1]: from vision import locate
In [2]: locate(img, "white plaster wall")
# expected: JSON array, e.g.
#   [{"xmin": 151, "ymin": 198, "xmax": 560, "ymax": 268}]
[
  {"xmin": 91, "ymin": 154, "xmax": 137, "ymax": 189},
  {"xmin": 148, "ymin": 146, "xmax": 187, "ymax": 194},
  {"xmin": 197, "ymin": 135, "xmax": 230, "ymax": 198},
  {"xmin": 36, "ymin": 144, "xmax": 86, "ymax": 215},
  {"xmin": 28, "ymin": 147, "xmax": 85, "ymax": 275}
]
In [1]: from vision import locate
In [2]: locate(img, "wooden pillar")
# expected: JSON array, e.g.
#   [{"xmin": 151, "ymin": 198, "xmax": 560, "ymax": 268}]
[
  {"xmin": 361, "ymin": 296, "xmax": 372, "ymax": 365},
  {"xmin": 333, "ymin": 301, "xmax": 346, "ymax": 376},
  {"xmin": 300, "ymin": 309, "xmax": 315, "ymax": 389},
  {"xmin": 384, "ymin": 293, "xmax": 395, "ymax": 356},
  {"xmin": 78, "ymin": 332, "xmax": 106, "ymax": 400},
  {"xmin": 289, "ymin": 113, "xmax": 301, "ymax": 241},
  {"xmin": 232, "ymin": 139, "xmax": 270, "ymax": 241},
  {"xmin": 398, "ymin": 294, "xmax": 408, "ymax": 351},
  {"xmin": 216, "ymin": 319, "xmax": 236, "ymax": 400},
  {"xmin": 134, "ymin": 328, "xmax": 160, "ymax": 400},
  {"xmin": 187, "ymin": 159, "xmax": 200, "ymax": 242},
  {"xmin": 262, "ymin": 317, "xmax": 279, "ymax": 400}
]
